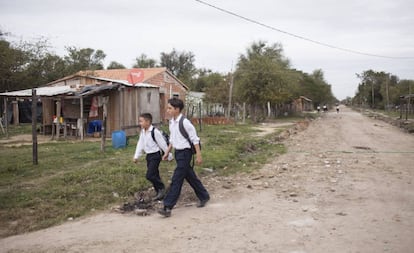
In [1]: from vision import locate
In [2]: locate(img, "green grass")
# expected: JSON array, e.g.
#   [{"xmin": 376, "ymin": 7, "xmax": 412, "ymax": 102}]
[
  {"xmin": 0, "ymin": 123, "xmax": 33, "ymax": 139},
  {"xmin": 0, "ymin": 122, "xmax": 289, "ymax": 237}
]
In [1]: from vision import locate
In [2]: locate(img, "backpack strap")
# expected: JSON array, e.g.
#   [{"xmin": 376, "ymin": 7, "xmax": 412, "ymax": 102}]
[
  {"xmin": 151, "ymin": 127, "xmax": 164, "ymax": 155},
  {"xmin": 151, "ymin": 127, "xmax": 157, "ymax": 144},
  {"xmin": 179, "ymin": 116, "xmax": 196, "ymax": 168},
  {"xmin": 179, "ymin": 116, "xmax": 192, "ymax": 147}
]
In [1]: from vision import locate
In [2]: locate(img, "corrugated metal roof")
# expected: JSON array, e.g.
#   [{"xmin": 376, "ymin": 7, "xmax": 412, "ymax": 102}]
[
  {"xmin": 0, "ymin": 86, "xmax": 76, "ymax": 97},
  {"xmin": 87, "ymin": 76, "xmax": 159, "ymax": 88},
  {"xmin": 0, "ymin": 80, "xmax": 158, "ymax": 98},
  {"xmin": 188, "ymin": 91, "xmax": 205, "ymax": 99}
]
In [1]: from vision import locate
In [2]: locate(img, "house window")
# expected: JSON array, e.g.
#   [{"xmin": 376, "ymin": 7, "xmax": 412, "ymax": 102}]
[{"xmin": 147, "ymin": 92, "xmax": 151, "ymax": 103}]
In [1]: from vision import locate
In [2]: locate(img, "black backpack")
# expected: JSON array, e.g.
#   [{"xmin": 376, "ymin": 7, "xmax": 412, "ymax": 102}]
[
  {"xmin": 178, "ymin": 116, "xmax": 201, "ymax": 154},
  {"xmin": 151, "ymin": 127, "xmax": 170, "ymax": 151}
]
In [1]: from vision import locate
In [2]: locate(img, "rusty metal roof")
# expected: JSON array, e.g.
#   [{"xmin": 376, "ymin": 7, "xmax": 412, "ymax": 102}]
[
  {"xmin": 0, "ymin": 86, "xmax": 76, "ymax": 97},
  {"xmin": 0, "ymin": 79, "xmax": 158, "ymax": 98}
]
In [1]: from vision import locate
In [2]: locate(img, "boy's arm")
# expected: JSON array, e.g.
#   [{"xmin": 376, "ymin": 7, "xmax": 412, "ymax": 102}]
[
  {"xmin": 194, "ymin": 143, "xmax": 202, "ymax": 165},
  {"xmin": 133, "ymin": 132, "xmax": 144, "ymax": 162},
  {"xmin": 162, "ymin": 144, "xmax": 173, "ymax": 161},
  {"xmin": 184, "ymin": 119, "xmax": 200, "ymax": 145},
  {"xmin": 154, "ymin": 129, "xmax": 168, "ymax": 154}
]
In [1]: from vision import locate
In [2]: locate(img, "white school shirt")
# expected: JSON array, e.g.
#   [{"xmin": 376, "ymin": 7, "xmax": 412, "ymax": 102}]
[
  {"xmin": 133, "ymin": 125, "xmax": 168, "ymax": 160},
  {"xmin": 169, "ymin": 114, "xmax": 200, "ymax": 150}
]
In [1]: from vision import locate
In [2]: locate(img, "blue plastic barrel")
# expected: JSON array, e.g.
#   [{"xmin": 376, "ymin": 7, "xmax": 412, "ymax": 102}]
[{"xmin": 112, "ymin": 130, "xmax": 126, "ymax": 149}]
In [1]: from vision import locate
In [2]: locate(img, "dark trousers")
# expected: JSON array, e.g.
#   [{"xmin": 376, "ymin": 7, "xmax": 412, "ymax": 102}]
[
  {"xmin": 146, "ymin": 152, "xmax": 165, "ymax": 192},
  {"xmin": 163, "ymin": 149, "xmax": 210, "ymax": 209}
]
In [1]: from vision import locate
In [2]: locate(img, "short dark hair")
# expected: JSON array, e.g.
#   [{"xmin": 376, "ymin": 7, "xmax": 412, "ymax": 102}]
[
  {"xmin": 168, "ymin": 97, "xmax": 184, "ymax": 112},
  {"xmin": 140, "ymin": 113, "xmax": 152, "ymax": 123}
]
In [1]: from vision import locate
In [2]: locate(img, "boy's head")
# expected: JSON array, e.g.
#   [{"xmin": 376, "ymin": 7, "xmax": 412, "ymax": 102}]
[
  {"xmin": 167, "ymin": 97, "xmax": 184, "ymax": 117},
  {"xmin": 139, "ymin": 113, "xmax": 152, "ymax": 129}
]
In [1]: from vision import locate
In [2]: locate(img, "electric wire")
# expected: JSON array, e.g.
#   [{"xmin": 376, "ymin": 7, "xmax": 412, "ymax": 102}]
[{"xmin": 195, "ymin": 0, "xmax": 414, "ymax": 59}]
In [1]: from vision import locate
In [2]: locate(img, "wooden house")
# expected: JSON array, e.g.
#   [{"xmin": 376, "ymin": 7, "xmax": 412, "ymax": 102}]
[
  {"xmin": 293, "ymin": 96, "xmax": 313, "ymax": 112},
  {"xmin": 70, "ymin": 68, "xmax": 189, "ymax": 122},
  {"xmin": 1, "ymin": 78, "xmax": 160, "ymax": 138}
]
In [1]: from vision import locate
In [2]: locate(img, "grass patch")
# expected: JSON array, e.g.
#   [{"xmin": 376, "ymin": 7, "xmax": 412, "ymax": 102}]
[
  {"xmin": 0, "ymin": 123, "xmax": 33, "ymax": 139},
  {"xmin": 0, "ymin": 122, "xmax": 290, "ymax": 237}
]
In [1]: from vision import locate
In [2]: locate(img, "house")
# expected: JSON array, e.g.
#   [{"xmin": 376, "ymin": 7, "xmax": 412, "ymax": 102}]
[
  {"xmin": 293, "ymin": 96, "xmax": 313, "ymax": 112},
  {"xmin": 1, "ymin": 79, "xmax": 160, "ymax": 138},
  {"xmin": 0, "ymin": 68, "xmax": 188, "ymax": 135},
  {"xmin": 1, "ymin": 68, "xmax": 189, "ymax": 139},
  {"xmin": 186, "ymin": 91, "xmax": 225, "ymax": 118},
  {"xmin": 64, "ymin": 68, "xmax": 189, "ymax": 122}
]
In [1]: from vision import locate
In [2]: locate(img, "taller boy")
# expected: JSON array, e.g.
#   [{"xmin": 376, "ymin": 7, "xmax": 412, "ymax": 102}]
[{"xmin": 159, "ymin": 98, "xmax": 210, "ymax": 217}]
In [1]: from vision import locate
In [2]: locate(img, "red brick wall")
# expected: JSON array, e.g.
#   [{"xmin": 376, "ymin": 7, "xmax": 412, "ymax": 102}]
[{"xmin": 146, "ymin": 72, "xmax": 187, "ymax": 122}]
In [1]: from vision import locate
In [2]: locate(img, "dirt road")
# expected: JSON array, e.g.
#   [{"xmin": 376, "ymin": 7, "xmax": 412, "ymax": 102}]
[{"xmin": 1, "ymin": 106, "xmax": 413, "ymax": 253}]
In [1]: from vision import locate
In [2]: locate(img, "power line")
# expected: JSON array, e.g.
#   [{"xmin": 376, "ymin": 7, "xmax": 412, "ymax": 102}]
[{"xmin": 194, "ymin": 0, "xmax": 414, "ymax": 59}]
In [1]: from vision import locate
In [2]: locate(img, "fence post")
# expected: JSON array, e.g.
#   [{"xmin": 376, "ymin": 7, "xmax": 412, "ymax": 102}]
[{"xmin": 32, "ymin": 89, "xmax": 38, "ymax": 165}]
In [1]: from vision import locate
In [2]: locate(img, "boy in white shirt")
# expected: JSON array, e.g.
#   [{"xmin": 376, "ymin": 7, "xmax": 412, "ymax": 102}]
[
  {"xmin": 158, "ymin": 98, "xmax": 210, "ymax": 217},
  {"xmin": 133, "ymin": 113, "xmax": 171, "ymax": 201}
]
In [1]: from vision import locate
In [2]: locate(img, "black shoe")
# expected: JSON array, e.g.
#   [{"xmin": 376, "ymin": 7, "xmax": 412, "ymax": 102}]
[
  {"xmin": 197, "ymin": 197, "xmax": 210, "ymax": 208},
  {"xmin": 152, "ymin": 188, "xmax": 166, "ymax": 201},
  {"xmin": 158, "ymin": 207, "xmax": 171, "ymax": 217}
]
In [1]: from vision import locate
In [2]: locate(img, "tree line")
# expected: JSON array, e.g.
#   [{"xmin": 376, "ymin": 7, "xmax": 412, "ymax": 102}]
[
  {"xmin": 1, "ymin": 31, "xmax": 337, "ymax": 120},
  {"xmin": 353, "ymin": 70, "xmax": 414, "ymax": 110}
]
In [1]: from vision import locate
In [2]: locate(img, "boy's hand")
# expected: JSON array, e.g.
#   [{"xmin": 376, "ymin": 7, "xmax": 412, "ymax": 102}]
[
  {"xmin": 133, "ymin": 158, "xmax": 138, "ymax": 163},
  {"xmin": 196, "ymin": 153, "xmax": 202, "ymax": 165}
]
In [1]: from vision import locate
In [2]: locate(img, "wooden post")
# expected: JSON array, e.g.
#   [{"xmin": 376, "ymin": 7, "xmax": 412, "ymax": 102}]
[
  {"xmin": 55, "ymin": 100, "xmax": 61, "ymax": 139},
  {"xmin": 32, "ymin": 89, "xmax": 38, "ymax": 165},
  {"xmin": 267, "ymin": 101, "xmax": 271, "ymax": 118},
  {"xmin": 101, "ymin": 100, "xmax": 107, "ymax": 152},
  {"xmin": 120, "ymin": 87, "xmax": 124, "ymax": 130},
  {"xmin": 198, "ymin": 102, "xmax": 202, "ymax": 132},
  {"xmin": 80, "ymin": 96, "xmax": 84, "ymax": 140},
  {"xmin": 12, "ymin": 100, "xmax": 19, "ymax": 125},
  {"xmin": 4, "ymin": 96, "xmax": 8, "ymax": 138},
  {"xmin": 242, "ymin": 102, "xmax": 246, "ymax": 124}
]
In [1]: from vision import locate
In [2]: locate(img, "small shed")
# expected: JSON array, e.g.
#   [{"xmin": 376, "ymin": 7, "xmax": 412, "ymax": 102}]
[
  {"xmin": 0, "ymin": 77, "xmax": 160, "ymax": 138},
  {"xmin": 293, "ymin": 96, "xmax": 313, "ymax": 112}
]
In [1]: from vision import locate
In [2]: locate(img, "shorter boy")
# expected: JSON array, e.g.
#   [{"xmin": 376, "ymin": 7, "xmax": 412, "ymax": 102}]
[{"xmin": 133, "ymin": 113, "xmax": 171, "ymax": 201}]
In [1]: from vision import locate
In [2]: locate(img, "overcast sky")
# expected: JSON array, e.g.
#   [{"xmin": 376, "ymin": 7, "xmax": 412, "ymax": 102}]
[{"xmin": 1, "ymin": 0, "xmax": 413, "ymax": 99}]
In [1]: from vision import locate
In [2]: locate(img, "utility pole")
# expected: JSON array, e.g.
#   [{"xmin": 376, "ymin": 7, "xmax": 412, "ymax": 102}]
[
  {"xmin": 371, "ymin": 81, "xmax": 375, "ymax": 109},
  {"xmin": 227, "ymin": 71, "xmax": 234, "ymax": 119},
  {"xmin": 407, "ymin": 83, "xmax": 412, "ymax": 120},
  {"xmin": 385, "ymin": 78, "xmax": 390, "ymax": 111}
]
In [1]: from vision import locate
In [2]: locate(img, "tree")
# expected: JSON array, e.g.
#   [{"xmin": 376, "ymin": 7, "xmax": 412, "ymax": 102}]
[
  {"xmin": 234, "ymin": 41, "xmax": 294, "ymax": 121},
  {"xmin": 133, "ymin": 54, "xmax": 157, "ymax": 68},
  {"xmin": 107, "ymin": 61, "xmax": 126, "ymax": 69},
  {"xmin": 160, "ymin": 49, "xmax": 196, "ymax": 85},
  {"xmin": 64, "ymin": 46, "xmax": 106, "ymax": 74},
  {"xmin": 355, "ymin": 70, "xmax": 390, "ymax": 109},
  {"xmin": 0, "ymin": 34, "xmax": 67, "ymax": 91},
  {"xmin": 299, "ymin": 69, "xmax": 335, "ymax": 107},
  {"xmin": 0, "ymin": 38, "xmax": 28, "ymax": 92},
  {"xmin": 203, "ymin": 72, "xmax": 229, "ymax": 104}
]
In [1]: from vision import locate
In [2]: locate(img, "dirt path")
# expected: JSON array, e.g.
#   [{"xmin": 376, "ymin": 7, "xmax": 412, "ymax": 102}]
[{"xmin": 1, "ymin": 106, "xmax": 413, "ymax": 253}]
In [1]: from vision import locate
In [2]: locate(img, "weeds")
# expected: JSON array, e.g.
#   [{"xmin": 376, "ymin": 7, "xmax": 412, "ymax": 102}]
[{"xmin": 0, "ymin": 122, "xmax": 290, "ymax": 237}]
